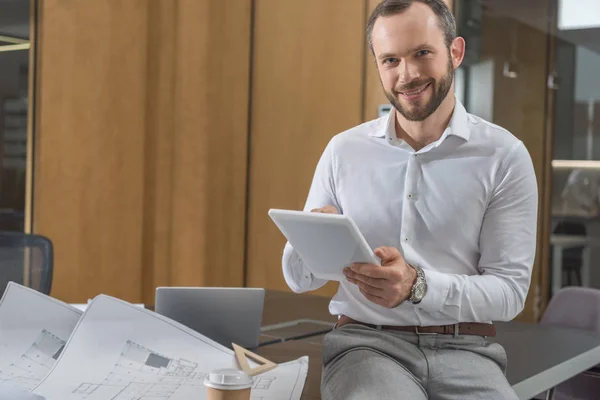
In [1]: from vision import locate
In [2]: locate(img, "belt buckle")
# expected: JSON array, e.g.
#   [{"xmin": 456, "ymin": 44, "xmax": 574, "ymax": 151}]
[{"xmin": 414, "ymin": 326, "xmax": 438, "ymax": 335}]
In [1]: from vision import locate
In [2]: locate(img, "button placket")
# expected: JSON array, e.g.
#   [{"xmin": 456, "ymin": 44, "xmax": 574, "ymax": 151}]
[{"xmin": 401, "ymin": 155, "xmax": 419, "ymax": 244}]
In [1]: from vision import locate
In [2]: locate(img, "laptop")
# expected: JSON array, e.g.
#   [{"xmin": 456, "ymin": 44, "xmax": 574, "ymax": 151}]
[{"xmin": 154, "ymin": 287, "xmax": 265, "ymax": 349}]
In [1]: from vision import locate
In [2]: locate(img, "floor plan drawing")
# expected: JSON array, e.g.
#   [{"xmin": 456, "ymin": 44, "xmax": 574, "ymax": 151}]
[
  {"xmin": 71, "ymin": 340, "xmax": 206, "ymax": 400},
  {"xmin": 0, "ymin": 329, "xmax": 65, "ymax": 390},
  {"xmin": 31, "ymin": 296, "xmax": 308, "ymax": 400},
  {"xmin": 0, "ymin": 282, "xmax": 83, "ymax": 393},
  {"xmin": 69, "ymin": 340, "xmax": 287, "ymax": 400}
]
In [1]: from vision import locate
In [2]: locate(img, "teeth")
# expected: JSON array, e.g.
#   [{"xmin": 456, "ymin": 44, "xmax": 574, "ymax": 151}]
[{"xmin": 402, "ymin": 83, "xmax": 429, "ymax": 96}]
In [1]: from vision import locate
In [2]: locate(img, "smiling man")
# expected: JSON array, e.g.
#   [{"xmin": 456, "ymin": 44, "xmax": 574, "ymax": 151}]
[{"xmin": 280, "ymin": 0, "xmax": 538, "ymax": 399}]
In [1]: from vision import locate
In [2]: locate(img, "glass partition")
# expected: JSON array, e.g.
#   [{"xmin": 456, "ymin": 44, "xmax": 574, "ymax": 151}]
[
  {"xmin": 549, "ymin": 0, "xmax": 600, "ymax": 297},
  {"xmin": 0, "ymin": 0, "xmax": 31, "ymax": 232},
  {"xmin": 458, "ymin": 0, "xmax": 600, "ymax": 301}
]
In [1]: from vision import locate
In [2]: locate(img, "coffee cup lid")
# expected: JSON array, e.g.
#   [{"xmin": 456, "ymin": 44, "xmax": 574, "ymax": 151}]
[{"xmin": 204, "ymin": 368, "xmax": 254, "ymax": 391}]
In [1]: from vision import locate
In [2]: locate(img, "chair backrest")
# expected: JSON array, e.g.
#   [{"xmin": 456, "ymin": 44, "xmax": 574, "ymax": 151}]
[
  {"xmin": 540, "ymin": 287, "xmax": 600, "ymax": 334},
  {"xmin": 0, "ymin": 232, "xmax": 53, "ymax": 297}
]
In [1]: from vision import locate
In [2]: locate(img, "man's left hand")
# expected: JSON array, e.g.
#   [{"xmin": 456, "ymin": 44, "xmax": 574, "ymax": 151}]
[{"xmin": 343, "ymin": 246, "xmax": 417, "ymax": 308}]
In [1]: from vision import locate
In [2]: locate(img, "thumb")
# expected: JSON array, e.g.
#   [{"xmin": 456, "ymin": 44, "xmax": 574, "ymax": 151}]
[{"xmin": 374, "ymin": 246, "xmax": 403, "ymax": 265}]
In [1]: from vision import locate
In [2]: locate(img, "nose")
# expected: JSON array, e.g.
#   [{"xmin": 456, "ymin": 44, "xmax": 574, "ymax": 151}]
[{"xmin": 398, "ymin": 60, "xmax": 421, "ymax": 84}]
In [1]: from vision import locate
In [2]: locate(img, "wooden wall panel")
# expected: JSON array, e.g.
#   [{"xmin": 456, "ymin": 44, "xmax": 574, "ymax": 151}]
[
  {"xmin": 246, "ymin": 0, "xmax": 367, "ymax": 295},
  {"xmin": 34, "ymin": 0, "xmax": 251, "ymax": 303},
  {"xmin": 142, "ymin": 0, "xmax": 252, "ymax": 302},
  {"xmin": 141, "ymin": 0, "xmax": 177, "ymax": 303},
  {"xmin": 168, "ymin": 0, "xmax": 251, "ymax": 289},
  {"xmin": 34, "ymin": 0, "xmax": 148, "ymax": 303}
]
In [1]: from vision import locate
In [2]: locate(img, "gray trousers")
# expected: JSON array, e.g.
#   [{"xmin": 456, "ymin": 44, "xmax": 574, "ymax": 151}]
[{"xmin": 321, "ymin": 323, "xmax": 519, "ymax": 400}]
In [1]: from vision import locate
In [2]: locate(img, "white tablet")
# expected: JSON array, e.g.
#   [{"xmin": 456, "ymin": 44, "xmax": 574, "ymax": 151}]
[{"xmin": 268, "ymin": 209, "xmax": 380, "ymax": 281}]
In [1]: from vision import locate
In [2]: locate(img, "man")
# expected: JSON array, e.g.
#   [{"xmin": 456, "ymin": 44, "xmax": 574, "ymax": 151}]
[{"xmin": 281, "ymin": 0, "xmax": 538, "ymax": 399}]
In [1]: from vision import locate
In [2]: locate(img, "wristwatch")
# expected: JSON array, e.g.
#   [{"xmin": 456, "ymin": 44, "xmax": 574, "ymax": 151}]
[{"xmin": 409, "ymin": 265, "xmax": 427, "ymax": 304}]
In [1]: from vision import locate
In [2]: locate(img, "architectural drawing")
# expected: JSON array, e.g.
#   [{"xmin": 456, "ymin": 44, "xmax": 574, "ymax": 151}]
[
  {"xmin": 71, "ymin": 340, "xmax": 205, "ymax": 399},
  {"xmin": 71, "ymin": 340, "xmax": 279, "ymax": 400},
  {"xmin": 30, "ymin": 296, "xmax": 306, "ymax": 400},
  {"xmin": 0, "ymin": 329, "xmax": 65, "ymax": 390}
]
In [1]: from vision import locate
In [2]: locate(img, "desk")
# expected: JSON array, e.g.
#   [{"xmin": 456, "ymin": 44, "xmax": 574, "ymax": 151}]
[
  {"xmin": 260, "ymin": 291, "xmax": 600, "ymax": 400},
  {"xmin": 550, "ymin": 235, "xmax": 600, "ymax": 296},
  {"xmin": 494, "ymin": 321, "xmax": 600, "ymax": 399}
]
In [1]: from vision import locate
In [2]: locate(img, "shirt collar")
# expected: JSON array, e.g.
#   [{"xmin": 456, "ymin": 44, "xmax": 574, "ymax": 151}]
[{"xmin": 369, "ymin": 98, "xmax": 471, "ymax": 142}]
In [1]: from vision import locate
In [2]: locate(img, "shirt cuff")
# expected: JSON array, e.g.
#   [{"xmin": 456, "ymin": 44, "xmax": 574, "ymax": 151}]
[
  {"xmin": 417, "ymin": 268, "xmax": 451, "ymax": 313},
  {"xmin": 283, "ymin": 242, "xmax": 317, "ymax": 292},
  {"xmin": 291, "ymin": 250, "xmax": 314, "ymax": 287}
]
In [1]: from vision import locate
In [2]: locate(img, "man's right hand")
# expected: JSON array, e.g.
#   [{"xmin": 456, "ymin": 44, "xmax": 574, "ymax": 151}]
[{"xmin": 311, "ymin": 205, "xmax": 339, "ymax": 214}]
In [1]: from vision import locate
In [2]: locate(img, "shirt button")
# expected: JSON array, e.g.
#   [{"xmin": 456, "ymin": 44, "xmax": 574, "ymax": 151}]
[
  {"xmin": 408, "ymin": 194, "xmax": 413, "ymax": 199},
  {"xmin": 404, "ymin": 237, "xmax": 409, "ymax": 242}
]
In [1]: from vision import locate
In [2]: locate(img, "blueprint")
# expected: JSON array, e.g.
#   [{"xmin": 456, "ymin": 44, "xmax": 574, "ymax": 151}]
[
  {"xmin": 0, "ymin": 282, "xmax": 82, "ymax": 391},
  {"xmin": 32, "ymin": 295, "xmax": 308, "ymax": 400}
]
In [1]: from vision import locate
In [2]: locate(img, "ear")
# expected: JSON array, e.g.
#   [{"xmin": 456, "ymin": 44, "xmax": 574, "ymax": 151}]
[{"xmin": 450, "ymin": 37, "xmax": 466, "ymax": 69}]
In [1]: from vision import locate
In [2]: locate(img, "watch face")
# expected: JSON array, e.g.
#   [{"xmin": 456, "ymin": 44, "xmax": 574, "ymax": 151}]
[{"xmin": 414, "ymin": 283, "xmax": 425, "ymax": 299}]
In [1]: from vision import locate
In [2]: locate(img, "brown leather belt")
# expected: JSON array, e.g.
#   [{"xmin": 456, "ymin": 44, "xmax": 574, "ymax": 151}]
[{"xmin": 336, "ymin": 315, "xmax": 496, "ymax": 337}]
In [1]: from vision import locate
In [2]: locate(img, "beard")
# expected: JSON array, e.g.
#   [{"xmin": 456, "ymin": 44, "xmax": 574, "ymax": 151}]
[{"xmin": 385, "ymin": 56, "xmax": 454, "ymax": 122}]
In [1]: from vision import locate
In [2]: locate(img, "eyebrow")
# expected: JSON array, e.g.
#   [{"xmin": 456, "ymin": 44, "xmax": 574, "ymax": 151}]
[{"xmin": 377, "ymin": 44, "xmax": 432, "ymax": 60}]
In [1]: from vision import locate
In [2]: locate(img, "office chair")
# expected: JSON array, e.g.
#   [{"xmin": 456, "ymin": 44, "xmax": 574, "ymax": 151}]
[
  {"xmin": 0, "ymin": 231, "xmax": 53, "ymax": 297},
  {"xmin": 552, "ymin": 221, "xmax": 586, "ymax": 287},
  {"xmin": 539, "ymin": 287, "xmax": 600, "ymax": 400}
]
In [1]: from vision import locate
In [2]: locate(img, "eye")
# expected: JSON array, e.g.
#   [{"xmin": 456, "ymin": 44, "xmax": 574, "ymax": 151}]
[
  {"xmin": 416, "ymin": 50, "xmax": 431, "ymax": 57},
  {"xmin": 382, "ymin": 58, "xmax": 399, "ymax": 65}
]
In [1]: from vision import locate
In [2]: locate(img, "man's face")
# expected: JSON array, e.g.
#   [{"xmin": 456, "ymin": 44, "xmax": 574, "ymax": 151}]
[{"xmin": 371, "ymin": 3, "xmax": 462, "ymax": 122}]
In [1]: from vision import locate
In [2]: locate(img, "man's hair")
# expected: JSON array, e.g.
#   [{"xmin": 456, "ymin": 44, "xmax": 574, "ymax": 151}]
[{"xmin": 366, "ymin": 0, "xmax": 457, "ymax": 52}]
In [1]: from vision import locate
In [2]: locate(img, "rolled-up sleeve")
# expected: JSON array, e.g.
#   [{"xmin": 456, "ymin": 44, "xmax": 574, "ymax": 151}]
[
  {"xmin": 418, "ymin": 141, "xmax": 538, "ymax": 322},
  {"xmin": 282, "ymin": 139, "xmax": 340, "ymax": 293}
]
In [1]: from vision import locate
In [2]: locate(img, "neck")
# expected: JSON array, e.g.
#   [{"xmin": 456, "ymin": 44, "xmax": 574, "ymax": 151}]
[{"xmin": 394, "ymin": 94, "xmax": 456, "ymax": 151}]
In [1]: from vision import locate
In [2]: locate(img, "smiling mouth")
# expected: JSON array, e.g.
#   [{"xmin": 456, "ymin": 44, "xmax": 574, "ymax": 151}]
[{"xmin": 398, "ymin": 82, "xmax": 432, "ymax": 96}]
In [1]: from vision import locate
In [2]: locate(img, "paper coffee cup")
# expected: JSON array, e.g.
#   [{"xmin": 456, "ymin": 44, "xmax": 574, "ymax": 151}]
[{"xmin": 204, "ymin": 369, "xmax": 253, "ymax": 400}]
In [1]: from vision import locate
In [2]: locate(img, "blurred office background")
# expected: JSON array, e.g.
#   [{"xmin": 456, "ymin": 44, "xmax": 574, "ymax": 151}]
[{"xmin": 1, "ymin": 0, "xmax": 599, "ymax": 323}]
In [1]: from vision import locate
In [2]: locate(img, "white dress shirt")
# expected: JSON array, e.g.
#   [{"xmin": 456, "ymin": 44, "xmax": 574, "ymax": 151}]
[{"xmin": 282, "ymin": 99, "xmax": 538, "ymax": 326}]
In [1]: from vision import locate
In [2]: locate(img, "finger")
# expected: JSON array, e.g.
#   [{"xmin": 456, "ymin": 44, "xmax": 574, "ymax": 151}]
[
  {"xmin": 345, "ymin": 275, "xmax": 385, "ymax": 295},
  {"xmin": 359, "ymin": 288, "xmax": 390, "ymax": 308},
  {"xmin": 375, "ymin": 246, "xmax": 403, "ymax": 265},
  {"xmin": 349, "ymin": 263, "xmax": 390, "ymax": 279},
  {"xmin": 345, "ymin": 267, "xmax": 386, "ymax": 289},
  {"xmin": 310, "ymin": 206, "xmax": 338, "ymax": 214},
  {"xmin": 374, "ymin": 246, "xmax": 401, "ymax": 261},
  {"xmin": 357, "ymin": 281, "xmax": 385, "ymax": 296}
]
